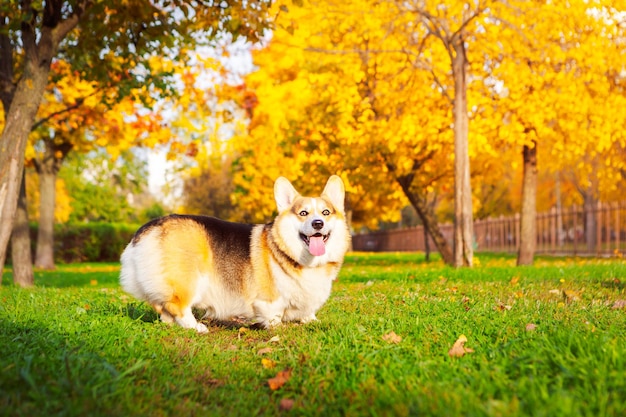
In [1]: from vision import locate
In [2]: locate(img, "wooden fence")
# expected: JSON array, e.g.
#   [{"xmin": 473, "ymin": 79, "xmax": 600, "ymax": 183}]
[{"xmin": 352, "ymin": 201, "xmax": 626, "ymax": 256}]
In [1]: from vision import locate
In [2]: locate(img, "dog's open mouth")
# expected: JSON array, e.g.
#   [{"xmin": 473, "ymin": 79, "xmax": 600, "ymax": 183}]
[{"xmin": 300, "ymin": 232, "xmax": 329, "ymax": 256}]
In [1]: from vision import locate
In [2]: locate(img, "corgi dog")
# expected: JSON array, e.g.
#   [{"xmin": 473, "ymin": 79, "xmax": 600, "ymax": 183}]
[{"xmin": 120, "ymin": 175, "xmax": 351, "ymax": 333}]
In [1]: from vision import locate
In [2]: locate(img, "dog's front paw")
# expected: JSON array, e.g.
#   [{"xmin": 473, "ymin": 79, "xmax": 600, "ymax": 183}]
[
  {"xmin": 299, "ymin": 315, "xmax": 317, "ymax": 324},
  {"xmin": 195, "ymin": 322, "xmax": 209, "ymax": 334},
  {"xmin": 265, "ymin": 315, "xmax": 283, "ymax": 328}
]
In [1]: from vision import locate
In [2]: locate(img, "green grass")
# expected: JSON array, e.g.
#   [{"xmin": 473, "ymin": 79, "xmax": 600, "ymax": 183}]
[{"xmin": 1, "ymin": 253, "xmax": 625, "ymax": 416}]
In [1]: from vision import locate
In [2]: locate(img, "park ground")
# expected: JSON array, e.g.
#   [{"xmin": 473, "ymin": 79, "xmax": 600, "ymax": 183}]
[{"xmin": 1, "ymin": 252, "xmax": 625, "ymax": 416}]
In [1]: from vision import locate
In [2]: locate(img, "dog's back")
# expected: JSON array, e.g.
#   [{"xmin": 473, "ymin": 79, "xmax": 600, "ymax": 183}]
[{"xmin": 120, "ymin": 215, "xmax": 256, "ymax": 332}]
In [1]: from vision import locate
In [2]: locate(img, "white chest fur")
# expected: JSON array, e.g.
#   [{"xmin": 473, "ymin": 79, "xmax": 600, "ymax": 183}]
[{"xmin": 253, "ymin": 259, "xmax": 337, "ymax": 326}]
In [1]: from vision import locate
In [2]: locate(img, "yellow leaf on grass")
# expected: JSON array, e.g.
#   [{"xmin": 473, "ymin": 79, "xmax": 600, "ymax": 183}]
[
  {"xmin": 382, "ymin": 331, "xmax": 402, "ymax": 344},
  {"xmin": 262, "ymin": 358, "xmax": 276, "ymax": 369},
  {"xmin": 448, "ymin": 334, "xmax": 475, "ymax": 358}
]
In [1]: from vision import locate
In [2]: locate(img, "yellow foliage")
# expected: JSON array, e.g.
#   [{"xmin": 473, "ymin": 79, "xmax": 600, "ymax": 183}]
[{"xmin": 25, "ymin": 171, "xmax": 73, "ymax": 223}]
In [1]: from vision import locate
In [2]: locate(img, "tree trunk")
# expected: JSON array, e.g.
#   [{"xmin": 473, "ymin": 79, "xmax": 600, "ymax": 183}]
[
  {"xmin": 423, "ymin": 223, "xmax": 431, "ymax": 262},
  {"xmin": 555, "ymin": 173, "xmax": 563, "ymax": 246},
  {"xmin": 399, "ymin": 185, "xmax": 454, "ymax": 265},
  {"xmin": 412, "ymin": 194, "xmax": 454, "ymax": 265},
  {"xmin": 35, "ymin": 144, "xmax": 60, "ymax": 269},
  {"xmin": 517, "ymin": 142, "xmax": 538, "ymax": 265},
  {"xmin": 11, "ymin": 169, "xmax": 34, "ymax": 287},
  {"xmin": 451, "ymin": 37, "xmax": 474, "ymax": 267},
  {"xmin": 584, "ymin": 191, "xmax": 597, "ymax": 253},
  {"xmin": 0, "ymin": 3, "xmax": 81, "ymax": 283},
  {"xmin": 0, "ymin": 70, "xmax": 49, "ymax": 283}
]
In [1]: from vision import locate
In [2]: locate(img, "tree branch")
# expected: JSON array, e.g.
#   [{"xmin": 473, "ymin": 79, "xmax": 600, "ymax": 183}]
[
  {"xmin": 31, "ymin": 82, "xmax": 104, "ymax": 131},
  {"xmin": 50, "ymin": 0, "xmax": 91, "ymax": 45}
]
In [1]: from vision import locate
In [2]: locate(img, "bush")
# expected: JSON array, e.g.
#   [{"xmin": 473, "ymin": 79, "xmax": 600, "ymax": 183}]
[
  {"xmin": 7, "ymin": 223, "xmax": 140, "ymax": 264},
  {"xmin": 54, "ymin": 223, "xmax": 139, "ymax": 263}
]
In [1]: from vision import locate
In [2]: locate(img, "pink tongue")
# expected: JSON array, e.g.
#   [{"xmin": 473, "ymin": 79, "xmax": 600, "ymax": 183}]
[{"xmin": 308, "ymin": 235, "xmax": 326, "ymax": 256}]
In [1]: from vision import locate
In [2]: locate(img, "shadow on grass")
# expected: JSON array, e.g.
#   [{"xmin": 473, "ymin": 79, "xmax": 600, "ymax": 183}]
[
  {"xmin": 0, "ymin": 320, "xmax": 143, "ymax": 416},
  {"xmin": 124, "ymin": 303, "xmax": 264, "ymax": 331},
  {"xmin": 125, "ymin": 303, "xmax": 159, "ymax": 323},
  {"xmin": 600, "ymin": 278, "xmax": 626, "ymax": 291}
]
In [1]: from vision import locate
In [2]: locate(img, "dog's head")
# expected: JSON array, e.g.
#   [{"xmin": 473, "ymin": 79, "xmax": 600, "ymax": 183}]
[{"xmin": 273, "ymin": 175, "xmax": 349, "ymax": 262}]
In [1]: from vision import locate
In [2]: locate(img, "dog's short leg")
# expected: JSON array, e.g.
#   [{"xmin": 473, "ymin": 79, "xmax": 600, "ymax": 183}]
[
  {"xmin": 160, "ymin": 311, "xmax": 175, "ymax": 324},
  {"xmin": 163, "ymin": 301, "xmax": 209, "ymax": 334},
  {"xmin": 153, "ymin": 302, "xmax": 175, "ymax": 324},
  {"xmin": 174, "ymin": 308, "xmax": 209, "ymax": 333},
  {"xmin": 253, "ymin": 299, "xmax": 286, "ymax": 328},
  {"xmin": 200, "ymin": 306, "xmax": 216, "ymax": 321},
  {"xmin": 299, "ymin": 314, "xmax": 317, "ymax": 324}
]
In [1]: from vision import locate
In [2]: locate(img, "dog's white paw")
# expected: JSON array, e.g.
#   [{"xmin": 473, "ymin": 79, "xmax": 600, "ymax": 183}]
[
  {"xmin": 299, "ymin": 315, "xmax": 317, "ymax": 324},
  {"xmin": 266, "ymin": 316, "xmax": 283, "ymax": 328},
  {"xmin": 195, "ymin": 322, "xmax": 209, "ymax": 334},
  {"xmin": 160, "ymin": 312, "xmax": 175, "ymax": 324}
]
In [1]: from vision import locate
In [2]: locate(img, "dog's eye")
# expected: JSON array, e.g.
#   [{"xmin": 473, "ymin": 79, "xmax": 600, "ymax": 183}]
[
  {"xmin": 299, "ymin": 210, "xmax": 308, "ymax": 217},
  {"xmin": 322, "ymin": 209, "xmax": 331, "ymax": 216}
]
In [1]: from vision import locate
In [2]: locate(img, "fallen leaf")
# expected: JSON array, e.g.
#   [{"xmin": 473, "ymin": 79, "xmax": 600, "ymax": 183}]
[
  {"xmin": 494, "ymin": 302, "xmax": 512, "ymax": 311},
  {"xmin": 238, "ymin": 327, "xmax": 248, "ymax": 339},
  {"xmin": 448, "ymin": 334, "xmax": 474, "ymax": 358},
  {"xmin": 257, "ymin": 347, "xmax": 273, "ymax": 355},
  {"xmin": 262, "ymin": 358, "xmax": 276, "ymax": 369},
  {"xmin": 563, "ymin": 290, "xmax": 581, "ymax": 302},
  {"xmin": 382, "ymin": 331, "xmax": 402, "ymax": 344},
  {"xmin": 279, "ymin": 398, "xmax": 295, "ymax": 411},
  {"xmin": 549, "ymin": 289, "xmax": 561, "ymax": 295},
  {"xmin": 509, "ymin": 276, "xmax": 519, "ymax": 286},
  {"xmin": 268, "ymin": 368, "xmax": 292, "ymax": 391},
  {"xmin": 268, "ymin": 335, "xmax": 280, "ymax": 343},
  {"xmin": 525, "ymin": 323, "xmax": 537, "ymax": 331},
  {"xmin": 611, "ymin": 299, "xmax": 626, "ymax": 310}
]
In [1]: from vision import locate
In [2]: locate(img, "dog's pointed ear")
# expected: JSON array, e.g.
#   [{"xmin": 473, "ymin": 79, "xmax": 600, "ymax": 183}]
[
  {"xmin": 322, "ymin": 175, "xmax": 345, "ymax": 213},
  {"xmin": 274, "ymin": 177, "xmax": 300, "ymax": 213}
]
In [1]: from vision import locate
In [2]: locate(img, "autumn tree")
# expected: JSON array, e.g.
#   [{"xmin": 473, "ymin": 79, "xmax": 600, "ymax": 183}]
[
  {"xmin": 225, "ymin": 1, "xmax": 411, "ymax": 231},
  {"xmin": 394, "ymin": 0, "xmax": 496, "ymax": 267},
  {"xmin": 0, "ymin": 0, "xmax": 271, "ymax": 283},
  {"xmin": 226, "ymin": 0, "xmax": 492, "ymax": 264},
  {"xmin": 483, "ymin": 0, "xmax": 626, "ymax": 264},
  {"xmin": 26, "ymin": 59, "xmax": 171, "ymax": 270}
]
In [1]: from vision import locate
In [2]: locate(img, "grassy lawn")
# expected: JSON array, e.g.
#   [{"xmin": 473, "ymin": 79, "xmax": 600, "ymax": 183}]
[{"xmin": 1, "ymin": 253, "xmax": 625, "ymax": 416}]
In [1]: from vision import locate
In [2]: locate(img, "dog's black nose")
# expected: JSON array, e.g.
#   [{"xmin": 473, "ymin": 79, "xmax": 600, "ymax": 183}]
[{"xmin": 312, "ymin": 219, "xmax": 324, "ymax": 230}]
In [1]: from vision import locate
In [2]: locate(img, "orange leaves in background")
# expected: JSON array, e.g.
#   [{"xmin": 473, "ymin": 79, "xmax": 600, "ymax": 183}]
[
  {"xmin": 31, "ymin": 59, "xmax": 172, "ymax": 164},
  {"xmin": 222, "ymin": 0, "xmax": 626, "ymax": 227}
]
